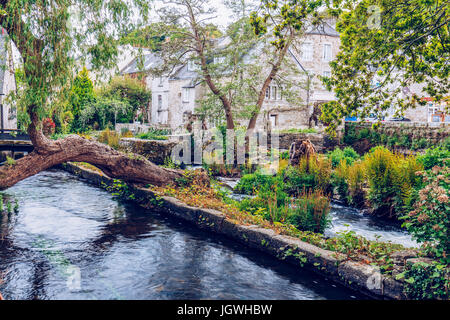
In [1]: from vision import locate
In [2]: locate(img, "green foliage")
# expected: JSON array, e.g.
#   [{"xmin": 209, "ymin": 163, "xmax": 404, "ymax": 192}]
[
  {"xmin": 0, "ymin": 194, "xmax": 19, "ymax": 215},
  {"xmin": 161, "ymin": 157, "xmax": 181, "ymax": 169},
  {"xmin": 136, "ymin": 128, "xmax": 169, "ymax": 141},
  {"xmin": 327, "ymin": 146, "xmax": 359, "ymax": 168},
  {"xmin": 119, "ymin": 23, "xmax": 167, "ymax": 50},
  {"xmin": 70, "ymin": 68, "xmax": 95, "ymax": 131},
  {"xmin": 411, "ymin": 138, "xmax": 429, "ymax": 151},
  {"xmin": 105, "ymin": 180, "xmax": 135, "ymax": 201},
  {"xmin": 402, "ymin": 166, "xmax": 450, "ymax": 264},
  {"xmin": 417, "ymin": 147, "xmax": 450, "ymax": 170},
  {"xmin": 6, "ymin": 156, "xmax": 15, "ymax": 166},
  {"xmin": 99, "ymin": 76, "xmax": 151, "ymax": 123},
  {"xmin": 278, "ymin": 128, "xmax": 317, "ymax": 134},
  {"xmin": 364, "ymin": 147, "xmax": 423, "ymax": 218},
  {"xmin": 235, "ymin": 171, "xmax": 281, "ymax": 195},
  {"xmin": 285, "ymin": 190, "xmax": 331, "ymax": 233},
  {"xmin": 321, "ymin": 0, "xmax": 449, "ymax": 135},
  {"xmin": 397, "ymin": 261, "xmax": 449, "ymax": 300},
  {"xmin": 98, "ymin": 129, "xmax": 120, "ymax": 149}
]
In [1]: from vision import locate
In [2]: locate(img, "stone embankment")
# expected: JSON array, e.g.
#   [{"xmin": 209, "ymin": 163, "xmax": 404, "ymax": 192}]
[{"xmin": 61, "ymin": 162, "xmax": 409, "ymax": 300}]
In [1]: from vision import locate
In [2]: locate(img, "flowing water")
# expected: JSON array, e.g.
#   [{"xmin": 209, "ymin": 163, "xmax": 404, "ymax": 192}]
[
  {"xmin": 0, "ymin": 170, "xmax": 366, "ymax": 300},
  {"xmin": 217, "ymin": 178, "xmax": 417, "ymax": 248}
]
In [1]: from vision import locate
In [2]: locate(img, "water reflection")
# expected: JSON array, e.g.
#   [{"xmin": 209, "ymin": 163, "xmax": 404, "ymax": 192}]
[{"xmin": 0, "ymin": 170, "xmax": 365, "ymax": 300}]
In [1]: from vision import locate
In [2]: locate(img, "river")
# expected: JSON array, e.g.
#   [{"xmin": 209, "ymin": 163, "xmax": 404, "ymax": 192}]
[{"xmin": 0, "ymin": 170, "xmax": 366, "ymax": 300}]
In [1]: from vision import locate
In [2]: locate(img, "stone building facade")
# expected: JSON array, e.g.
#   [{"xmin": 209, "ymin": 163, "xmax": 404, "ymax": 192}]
[
  {"xmin": 252, "ymin": 22, "xmax": 340, "ymax": 131},
  {"xmin": 120, "ymin": 22, "xmax": 341, "ymax": 133},
  {"xmin": 121, "ymin": 53, "xmax": 205, "ymax": 132}
]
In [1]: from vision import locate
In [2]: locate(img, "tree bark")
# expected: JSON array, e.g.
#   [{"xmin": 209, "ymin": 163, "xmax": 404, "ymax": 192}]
[
  {"xmin": 246, "ymin": 32, "xmax": 294, "ymax": 132},
  {"xmin": 0, "ymin": 133, "xmax": 184, "ymax": 191},
  {"xmin": 186, "ymin": 0, "xmax": 235, "ymax": 130}
]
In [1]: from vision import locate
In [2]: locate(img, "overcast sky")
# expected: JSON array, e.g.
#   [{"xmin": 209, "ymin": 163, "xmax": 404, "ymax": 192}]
[{"xmin": 151, "ymin": 0, "xmax": 244, "ymax": 29}]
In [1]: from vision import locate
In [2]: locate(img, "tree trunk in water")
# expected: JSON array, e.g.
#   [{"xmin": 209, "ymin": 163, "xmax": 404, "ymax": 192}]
[{"xmin": 0, "ymin": 133, "xmax": 184, "ymax": 191}]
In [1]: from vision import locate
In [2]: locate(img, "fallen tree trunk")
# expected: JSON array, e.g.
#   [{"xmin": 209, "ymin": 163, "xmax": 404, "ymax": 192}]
[{"xmin": 0, "ymin": 133, "xmax": 184, "ymax": 191}]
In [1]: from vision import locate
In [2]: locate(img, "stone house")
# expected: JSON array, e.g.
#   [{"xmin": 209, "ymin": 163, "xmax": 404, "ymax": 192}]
[
  {"xmin": 252, "ymin": 22, "xmax": 340, "ymax": 131},
  {"xmin": 120, "ymin": 21, "xmax": 341, "ymax": 133},
  {"xmin": 0, "ymin": 29, "xmax": 17, "ymax": 131},
  {"xmin": 121, "ymin": 52, "xmax": 205, "ymax": 132},
  {"xmin": 397, "ymin": 83, "xmax": 449, "ymax": 123}
]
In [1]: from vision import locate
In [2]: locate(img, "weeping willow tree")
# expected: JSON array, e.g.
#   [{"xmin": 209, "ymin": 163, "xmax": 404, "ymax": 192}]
[{"xmin": 0, "ymin": 0, "xmax": 183, "ymax": 190}]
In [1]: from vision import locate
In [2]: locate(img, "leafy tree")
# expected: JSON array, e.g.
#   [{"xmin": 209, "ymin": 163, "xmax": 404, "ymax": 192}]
[
  {"xmin": 99, "ymin": 76, "xmax": 151, "ymax": 123},
  {"xmin": 0, "ymin": 0, "xmax": 184, "ymax": 190},
  {"xmin": 120, "ymin": 23, "xmax": 168, "ymax": 50},
  {"xmin": 152, "ymin": 0, "xmax": 324, "ymax": 132},
  {"xmin": 70, "ymin": 67, "xmax": 95, "ymax": 131},
  {"xmin": 320, "ymin": 0, "xmax": 449, "ymax": 134}
]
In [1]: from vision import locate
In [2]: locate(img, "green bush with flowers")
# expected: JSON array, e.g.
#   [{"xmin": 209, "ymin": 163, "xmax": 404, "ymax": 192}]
[{"xmin": 402, "ymin": 166, "xmax": 449, "ymax": 264}]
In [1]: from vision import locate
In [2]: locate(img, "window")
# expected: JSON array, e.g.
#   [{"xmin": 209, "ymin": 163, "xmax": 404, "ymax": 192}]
[
  {"xmin": 157, "ymin": 95, "xmax": 162, "ymax": 111},
  {"xmin": 187, "ymin": 60, "xmax": 198, "ymax": 71},
  {"xmin": 323, "ymin": 70, "xmax": 331, "ymax": 78},
  {"xmin": 300, "ymin": 43, "xmax": 313, "ymax": 61},
  {"xmin": 214, "ymin": 56, "xmax": 225, "ymax": 64},
  {"xmin": 265, "ymin": 87, "xmax": 270, "ymax": 100},
  {"xmin": 271, "ymin": 86, "xmax": 277, "ymax": 100},
  {"xmin": 158, "ymin": 77, "xmax": 164, "ymax": 87},
  {"xmin": 182, "ymin": 88, "xmax": 190, "ymax": 102},
  {"xmin": 277, "ymin": 87, "xmax": 282, "ymax": 100},
  {"xmin": 270, "ymin": 114, "xmax": 278, "ymax": 128},
  {"xmin": 323, "ymin": 44, "xmax": 332, "ymax": 62}
]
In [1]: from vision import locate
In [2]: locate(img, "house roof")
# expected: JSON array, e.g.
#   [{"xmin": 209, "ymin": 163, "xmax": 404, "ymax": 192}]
[
  {"xmin": 119, "ymin": 21, "xmax": 339, "ymax": 82},
  {"xmin": 120, "ymin": 51, "xmax": 163, "ymax": 75},
  {"xmin": 305, "ymin": 21, "xmax": 339, "ymax": 37}
]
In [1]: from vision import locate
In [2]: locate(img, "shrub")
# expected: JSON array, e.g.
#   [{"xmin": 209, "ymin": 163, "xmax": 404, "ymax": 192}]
[
  {"xmin": 398, "ymin": 261, "xmax": 449, "ymax": 300},
  {"xmin": 417, "ymin": 147, "xmax": 450, "ymax": 170},
  {"xmin": 347, "ymin": 161, "xmax": 366, "ymax": 208},
  {"xmin": 332, "ymin": 160, "xmax": 349, "ymax": 203},
  {"xmin": 285, "ymin": 190, "xmax": 331, "ymax": 233},
  {"xmin": 327, "ymin": 146, "xmax": 359, "ymax": 168},
  {"xmin": 282, "ymin": 165, "xmax": 317, "ymax": 195},
  {"xmin": 98, "ymin": 128, "xmax": 120, "ymax": 149},
  {"xmin": 402, "ymin": 166, "xmax": 449, "ymax": 264},
  {"xmin": 235, "ymin": 171, "xmax": 280, "ymax": 195},
  {"xmin": 237, "ymin": 181, "xmax": 288, "ymax": 217},
  {"xmin": 42, "ymin": 117, "xmax": 56, "ymax": 136},
  {"xmin": 363, "ymin": 147, "xmax": 422, "ymax": 218},
  {"xmin": 136, "ymin": 128, "xmax": 169, "ymax": 140},
  {"xmin": 398, "ymin": 135, "xmax": 412, "ymax": 148},
  {"xmin": 120, "ymin": 128, "xmax": 133, "ymax": 138},
  {"xmin": 411, "ymin": 138, "xmax": 429, "ymax": 150},
  {"xmin": 280, "ymin": 150, "xmax": 290, "ymax": 160}
]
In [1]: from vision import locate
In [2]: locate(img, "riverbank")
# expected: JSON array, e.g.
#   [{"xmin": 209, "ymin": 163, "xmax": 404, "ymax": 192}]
[{"xmin": 60, "ymin": 162, "xmax": 409, "ymax": 300}]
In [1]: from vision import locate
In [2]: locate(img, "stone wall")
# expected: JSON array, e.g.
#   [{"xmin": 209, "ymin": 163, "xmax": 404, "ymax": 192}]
[
  {"xmin": 62, "ymin": 162, "xmax": 409, "ymax": 300},
  {"xmin": 344, "ymin": 122, "xmax": 449, "ymax": 154},
  {"xmin": 270, "ymin": 132, "xmax": 339, "ymax": 153},
  {"xmin": 119, "ymin": 138, "xmax": 177, "ymax": 165}
]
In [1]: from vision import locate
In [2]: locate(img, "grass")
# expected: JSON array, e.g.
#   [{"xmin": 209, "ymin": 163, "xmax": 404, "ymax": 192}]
[{"xmin": 277, "ymin": 128, "xmax": 318, "ymax": 134}]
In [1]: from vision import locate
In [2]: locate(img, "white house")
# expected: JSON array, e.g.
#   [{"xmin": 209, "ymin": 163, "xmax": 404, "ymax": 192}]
[
  {"xmin": 121, "ymin": 52, "xmax": 204, "ymax": 132},
  {"xmin": 0, "ymin": 29, "xmax": 17, "ymax": 131}
]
